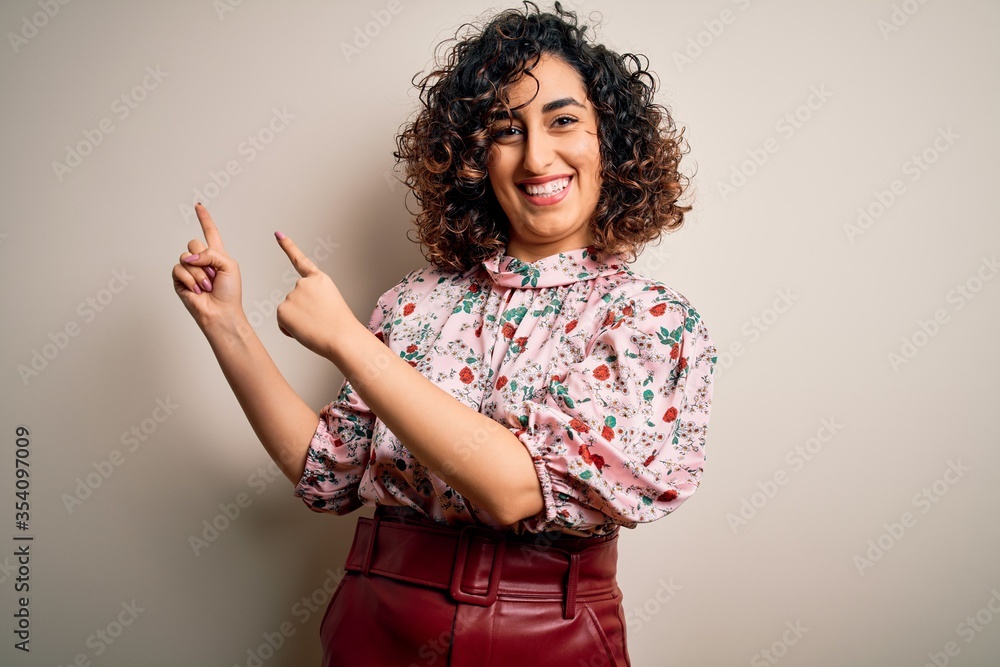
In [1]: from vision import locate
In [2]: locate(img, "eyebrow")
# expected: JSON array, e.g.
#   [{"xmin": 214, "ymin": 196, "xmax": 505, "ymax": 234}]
[
  {"xmin": 493, "ymin": 97, "xmax": 586, "ymax": 121},
  {"xmin": 540, "ymin": 97, "xmax": 586, "ymax": 114}
]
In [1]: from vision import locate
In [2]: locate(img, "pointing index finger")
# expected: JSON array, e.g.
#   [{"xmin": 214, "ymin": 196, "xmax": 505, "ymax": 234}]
[
  {"xmin": 275, "ymin": 231, "xmax": 319, "ymax": 277},
  {"xmin": 195, "ymin": 203, "xmax": 226, "ymax": 252}
]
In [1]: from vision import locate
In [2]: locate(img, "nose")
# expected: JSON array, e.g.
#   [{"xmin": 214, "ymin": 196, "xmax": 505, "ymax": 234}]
[{"xmin": 521, "ymin": 127, "xmax": 555, "ymax": 174}]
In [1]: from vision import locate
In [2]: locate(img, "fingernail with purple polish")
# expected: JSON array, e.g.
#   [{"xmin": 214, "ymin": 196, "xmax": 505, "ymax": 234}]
[{"xmin": 201, "ymin": 279, "xmax": 212, "ymax": 292}]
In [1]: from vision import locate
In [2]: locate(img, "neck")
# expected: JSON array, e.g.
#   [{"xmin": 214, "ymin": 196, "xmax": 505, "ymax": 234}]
[{"xmin": 505, "ymin": 239, "xmax": 592, "ymax": 263}]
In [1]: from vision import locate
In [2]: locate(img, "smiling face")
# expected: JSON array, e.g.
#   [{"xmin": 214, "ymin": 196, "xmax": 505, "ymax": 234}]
[{"xmin": 486, "ymin": 53, "xmax": 603, "ymax": 262}]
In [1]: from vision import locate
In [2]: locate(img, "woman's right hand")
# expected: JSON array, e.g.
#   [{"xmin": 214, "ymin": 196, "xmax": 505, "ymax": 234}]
[{"xmin": 172, "ymin": 203, "xmax": 245, "ymax": 332}]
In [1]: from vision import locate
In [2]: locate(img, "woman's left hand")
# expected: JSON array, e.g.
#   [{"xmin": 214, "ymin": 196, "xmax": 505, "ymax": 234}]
[{"xmin": 274, "ymin": 231, "xmax": 356, "ymax": 359}]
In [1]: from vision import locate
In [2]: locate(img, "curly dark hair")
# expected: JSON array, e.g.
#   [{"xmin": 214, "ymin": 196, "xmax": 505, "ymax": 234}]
[{"xmin": 393, "ymin": 1, "xmax": 693, "ymax": 273}]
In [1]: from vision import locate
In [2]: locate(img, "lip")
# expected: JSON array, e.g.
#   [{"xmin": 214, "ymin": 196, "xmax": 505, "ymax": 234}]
[
  {"xmin": 517, "ymin": 174, "xmax": 573, "ymax": 207},
  {"xmin": 517, "ymin": 173, "xmax": 573, "ymax": 186}
]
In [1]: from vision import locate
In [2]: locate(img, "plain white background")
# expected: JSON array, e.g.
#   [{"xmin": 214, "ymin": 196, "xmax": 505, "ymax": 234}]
[{"xmin": 1, "ymin": 0, "xmax": 998, "ymax": 665}]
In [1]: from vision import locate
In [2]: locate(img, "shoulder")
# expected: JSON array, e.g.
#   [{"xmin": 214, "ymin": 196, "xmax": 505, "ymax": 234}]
[
  {"xmin": 371, "ymin": 262, "xmax": 482, "ymax": 321},
  {"xmin": 594, "ymin": 266, "xmax": 711, "ymax": 338},
  {"xmin": 364, "ymin": 264, "xmax": 454, "ymax": 336},
  {"xmin": 583, "ymin": 268, "xmax": 717, "ymax": 378},
  {"xmin": 376, "ymin": 263, "xmax": 472, "ymax": 303},
  {"xmin": 366, "ymin": 262, "xmax": 480, "ymax": 339}
]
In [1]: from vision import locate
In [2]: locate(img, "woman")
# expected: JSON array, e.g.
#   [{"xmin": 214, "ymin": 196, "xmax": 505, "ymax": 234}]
[{"xmin": 172, "ymin": 2, "xmax": 716, "ymax": 665}]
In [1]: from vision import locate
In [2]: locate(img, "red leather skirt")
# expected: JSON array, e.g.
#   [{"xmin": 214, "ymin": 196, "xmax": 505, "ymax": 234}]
[{"xmin": 320, "ymin": 506, "xmax": 631, "ymax": 666}]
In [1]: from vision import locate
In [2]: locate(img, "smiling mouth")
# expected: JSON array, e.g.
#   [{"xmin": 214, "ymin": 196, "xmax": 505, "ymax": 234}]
[{"xmin": 518, "ymin": 176, "xmax": 572, "ymax": 198}]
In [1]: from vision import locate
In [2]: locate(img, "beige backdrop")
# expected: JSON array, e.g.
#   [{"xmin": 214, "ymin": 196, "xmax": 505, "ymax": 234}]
[{"xmin": 2, "ymin": 0, "xmax": 998, "ymax": 665}]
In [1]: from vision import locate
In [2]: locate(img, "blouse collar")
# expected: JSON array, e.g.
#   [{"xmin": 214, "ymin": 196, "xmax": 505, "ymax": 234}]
[{"xmin": 480, "ymin": 246, "xmax": 630, "ymax": 288}]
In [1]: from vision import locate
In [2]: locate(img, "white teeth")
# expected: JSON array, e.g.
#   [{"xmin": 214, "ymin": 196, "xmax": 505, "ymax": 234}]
[{"xmin": 524, "ymin": 177, "xmax": 570, "ymax": 196}]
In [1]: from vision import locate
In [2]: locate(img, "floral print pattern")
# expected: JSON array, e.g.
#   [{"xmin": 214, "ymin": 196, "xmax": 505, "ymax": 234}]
[{"xmin": 294, "ymin": 247, "xmax": 717, "ymax": 535}]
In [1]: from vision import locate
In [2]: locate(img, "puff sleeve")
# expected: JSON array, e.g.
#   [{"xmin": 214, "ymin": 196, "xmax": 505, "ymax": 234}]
[
  {"xmin": 292, "ymin": 281, "xmax": 400, "ymax": 514},
  {"xmin": 510, "ymin": 287, "xmax": 717, "ymax": 534}
]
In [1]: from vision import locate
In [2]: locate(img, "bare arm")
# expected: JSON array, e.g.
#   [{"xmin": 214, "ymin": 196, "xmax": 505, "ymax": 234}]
[
  {"xmin": 172, "ymin": 204, "xmax": 315, "ymax": 483},
  {"xmin": 202, "ymin": 316, "xmax": 318, "ymax": 483}
]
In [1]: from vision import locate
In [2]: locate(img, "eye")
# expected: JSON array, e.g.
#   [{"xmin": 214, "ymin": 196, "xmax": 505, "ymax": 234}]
[
  {"xmin": 552, "ymin": 115, "xmax": 579, "ymax": 127},
  {"xmin": 490, "ymin": 124, "xmax": 522, "ymax": 141}
]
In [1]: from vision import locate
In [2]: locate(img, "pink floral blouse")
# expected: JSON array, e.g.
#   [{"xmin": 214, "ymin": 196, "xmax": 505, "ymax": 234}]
[{"xmin": 293, "ymin": 246, "xmax": 717, "ymax": 536}]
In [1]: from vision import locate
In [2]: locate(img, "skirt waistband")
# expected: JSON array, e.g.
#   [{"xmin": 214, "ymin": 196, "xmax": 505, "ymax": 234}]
[{"xmin": 343, "ymin": 506, "xmax": 620, "ymax": 619}]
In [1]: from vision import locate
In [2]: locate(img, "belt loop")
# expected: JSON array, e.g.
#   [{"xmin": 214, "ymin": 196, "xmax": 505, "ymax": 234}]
[
  {"xmin": 361, "ymin": 509, "xmax": 384, "ymax": 577},
  {"xmin": 564, "ymin": 552, "xmax": 580, "ymax": 620}
]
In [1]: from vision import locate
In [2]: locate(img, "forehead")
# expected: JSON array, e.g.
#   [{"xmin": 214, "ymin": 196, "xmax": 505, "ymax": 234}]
[{"xmin": 502, "ymin": 54, "xmax": 589, "ymax": 108}]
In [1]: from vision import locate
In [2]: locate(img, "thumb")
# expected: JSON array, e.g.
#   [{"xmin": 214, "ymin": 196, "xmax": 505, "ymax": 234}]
[
  {"xmin": 275, "ymin": 231, "xmax": 319, "ymax": 277},
  {"xmin": 182, "ymin": 247, "xmax": 230, "ymax": 272}
]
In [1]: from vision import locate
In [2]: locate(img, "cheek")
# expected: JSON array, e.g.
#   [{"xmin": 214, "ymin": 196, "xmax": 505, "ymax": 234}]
[
  {"xmin": 487, "ymin": 151, "xmax": 514, "ymax": 189},
  {"xmin": 568, "ymin": 134, "xmax": 602, "ymax": 175},
  {"xmin": 577, "ymin": 143, "xmax": 603, "ymax": 196}
]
